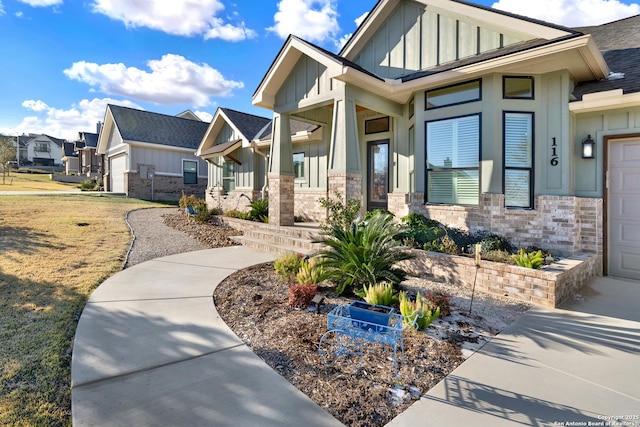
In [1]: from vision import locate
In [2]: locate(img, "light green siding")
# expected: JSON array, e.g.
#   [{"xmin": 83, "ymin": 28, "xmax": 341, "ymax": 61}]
[
  {"xmin": 275, "ymin": 55, "xmax": 331, "ymax": 109},
  {"xmin": 574, "ymin": 106, "xmax": 640, "ymax": 198},
  {"xmin": 214, "ymin": 123, "xmax": 238, "ymax": 145},
  {"xmin": 292, "ymin": 140, "xmax": 329, "ymax": 190},
  {"xmin": 353, "ymin": 1, "xmax": 530, "ymax": 79}
]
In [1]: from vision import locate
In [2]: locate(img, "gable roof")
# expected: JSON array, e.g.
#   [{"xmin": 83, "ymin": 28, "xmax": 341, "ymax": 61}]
[
  {"xmin": 62, "ymin": 141, "xmax": 78, "ymax": 158},
  {"xmin": 220, "ymin": 108, "xmax": 271, "ymax": 141},
  {"xmin": 79, "ymin": 132, "xmax": 99, "ymax": 149},
  {"xmin": 573, "ymin": 15, "xmax": 640, "ymax": 51},
  {"xmin": 254, "ymin": 0, "xmax": 608, "ymax": 109},
  {"xmin": 107, "ymin": 105, "xmax": 210, "ymax": 150}
]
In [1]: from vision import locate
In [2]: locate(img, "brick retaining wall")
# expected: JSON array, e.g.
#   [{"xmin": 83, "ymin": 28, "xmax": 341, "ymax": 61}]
[{"xmin": 400, "ymin": 249, "xmax": 598, "ymax": 307}]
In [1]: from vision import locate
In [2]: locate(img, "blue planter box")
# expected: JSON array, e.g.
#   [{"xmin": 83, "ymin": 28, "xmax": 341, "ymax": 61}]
[{"xmin": 348, "ymin": 301, "xmax": 394, "ymax": 329}]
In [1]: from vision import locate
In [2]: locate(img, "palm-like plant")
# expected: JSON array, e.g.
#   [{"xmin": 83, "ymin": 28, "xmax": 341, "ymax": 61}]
[{"xmin": 314, "ymin": 212, "xmax": 414, "ymax": 295}]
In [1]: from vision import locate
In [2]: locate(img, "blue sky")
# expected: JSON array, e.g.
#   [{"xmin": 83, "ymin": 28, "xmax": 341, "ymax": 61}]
[{"xmin": 1, "ymin": 0, "xmax": 639, "ymax": 140}]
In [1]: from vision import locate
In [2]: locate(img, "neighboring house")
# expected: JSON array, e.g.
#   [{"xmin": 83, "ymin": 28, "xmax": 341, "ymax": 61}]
[
  {"xmin": 196, "ymin": 107, "xmax": 322, "ymax": 217},
  {"xmin": 23, "ymin": 134, "xmax": 64, "ymax": 167},
  {"xmin": 61, "ymin": 141, "xmax": 79, "ymax": 175},
  {"xmin": 252, "ymin": 0, "xmax": 640, "ymax": 281},
  {"xmin": 76, "ymin": 124, "xmax": 102, "ymax": 177},
  {"xmin": 97, "ymin": 105, "xmax": 209, "ymax": 201}
]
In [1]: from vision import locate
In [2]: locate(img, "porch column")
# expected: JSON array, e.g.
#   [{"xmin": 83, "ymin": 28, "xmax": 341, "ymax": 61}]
[
  {"xmin": 328, "ymin": 97, "xmax": 363, "ymax": 213},
  {"xmin": 268, "ymin": 112, "xmax": 295, "ymax": 226}
]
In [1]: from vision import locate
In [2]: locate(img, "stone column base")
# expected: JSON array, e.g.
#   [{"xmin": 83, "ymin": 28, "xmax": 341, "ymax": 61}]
[{"xmin": 268, "ymin": 174, "xmax": 295, "ymax": 226}]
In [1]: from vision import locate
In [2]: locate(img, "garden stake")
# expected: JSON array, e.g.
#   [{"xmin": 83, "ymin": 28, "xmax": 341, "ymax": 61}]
[{"xmin": 468, "ymin": 244, "xmax": 481, "ymax": 315}]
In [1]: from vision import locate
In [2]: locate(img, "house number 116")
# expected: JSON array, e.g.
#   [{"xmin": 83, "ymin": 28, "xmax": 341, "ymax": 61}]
[{"xmin": 550, "ymin": 137, "xmax": 559, "ymax": 166}]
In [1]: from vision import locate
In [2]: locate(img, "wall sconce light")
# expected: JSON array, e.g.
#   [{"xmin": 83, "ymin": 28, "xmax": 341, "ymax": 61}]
[{"xmin": 582, "ymin": 135, "xmax": 595, "ymax": 159}]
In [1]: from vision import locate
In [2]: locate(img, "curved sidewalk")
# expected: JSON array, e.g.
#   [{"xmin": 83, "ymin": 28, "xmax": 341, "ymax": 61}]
[{"xmin": 71, "ymin": 246, "xmax": 343, "ymax": 427}]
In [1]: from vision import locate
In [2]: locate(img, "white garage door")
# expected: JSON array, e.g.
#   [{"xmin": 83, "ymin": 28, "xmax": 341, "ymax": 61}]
[
  {"xmin": 110, "ymin": 155, "xmax": 126, "ymax": 194},
  {"xmin": 608, "ymin": 138, "xmax": 640, "ymax": 280}
]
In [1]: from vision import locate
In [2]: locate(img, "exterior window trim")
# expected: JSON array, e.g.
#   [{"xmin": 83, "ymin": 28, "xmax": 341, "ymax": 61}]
[
  {"xmin": 425, "ymin": 112, "xmax": 482, "ymax": 206},
  {"xmin": 503, "ymin": 111, "xmax": 534, "ymax": 209},
  {"xmin": 365, "ymin": 116, "xmax": 390, "ymax": 134},
  {"xmin": 425, "ymin": 79, "xmax": 482, "ymax": 110},
  {"xmin": 183, "ymin": 159, "xmax": 198, "ymax": 185},
  {"xmin": 503, "ymin": 76, "xmax": 535, "ymax": 100},
  {"xmin": 292, "ymin": 152, "xmax": 305, "ymax": 181}
]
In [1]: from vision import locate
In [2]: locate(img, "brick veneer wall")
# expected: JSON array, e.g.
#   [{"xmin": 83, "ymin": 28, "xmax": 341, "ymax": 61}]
[
  {"xmin": 401, "ymin": 250, "xmax": 598, "ymax": 307},
  {"xmin": 127, "ymin": 173, "xmax": 206, "ymax": 202},
  {"xmin": 388, "ymin": 192, "xmax": 603, "ymax": 260},
  {"xmin": 328, "ymin": 172, "xmax": 363, "ymax": 217},
  {"xmin": 206, "ymin": 188, "xmax": 262, "ymax": 213},
  {"xmin": 294, "ymin": 190, "xmax": 328, "ymax": 222}
]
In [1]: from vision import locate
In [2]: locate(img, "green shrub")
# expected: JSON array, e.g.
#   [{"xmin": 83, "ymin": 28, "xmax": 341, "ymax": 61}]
[
  {"xmin": 194, "ymin": 208, "xmax": 211, "ymax": 223},
  {"xmin": 317, "ymin": 192, "xmax": 361, "ymax": 232},
  {"xmin": 79, "ymin": 177, "xmax": 103, "ymax": 191},
  {"xmin": 224, "ymin": 209, "xmax": 252, "ymax": 220},
  {"xmin": 274, "ymin": 252, "xmax": 303, "ymax": 282},
  {"xmin": 482, "ymin": 249, "xmax": 516, "ymax": 265},
  {"xmin": 296, "ymin": 257, "xmax": 326, "ymax": 285},
  {"xmin": 399, "ymin": 291, "xmax": 440, "ymax": 330},
  {"xmin": 314, "ymin": 212, "xmax": 413, "ymax": 296},
  {"xmin": 356, "ymin": 282, "xmax": 399, "ymax": 306},
  {"xmin": 400, "ymin": 213, "xmax": 443, "ymax": 248},
  {"xmin": 424, "ymin": 234, "xmax": 459, "ymax": 255},
  {"xmin": 470, "ymin": 231, "xmax": 514, "ymax": 254},
  {"xmin": 247, "ymin": 198, "xmax": 269, "ymax": 223},
  {"xmin": 512, "ymin": 248, "xmax": 544, "ymax": 269},
  {"xmin": 288, "ymin": 283, "xmax": 318, "ymax": 308}
]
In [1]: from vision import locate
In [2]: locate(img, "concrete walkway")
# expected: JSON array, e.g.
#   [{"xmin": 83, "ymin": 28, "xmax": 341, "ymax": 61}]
[
  {"xmin": 389, "ymin": 275, "xmax": 640, "ymax": 426},
  {"xmin": 71, "ymin": 247, "xmax": 343, "ymax": 427},
  {"xmin": 72, "ymin": 248, "xmax": 640, "ymax": 427}
]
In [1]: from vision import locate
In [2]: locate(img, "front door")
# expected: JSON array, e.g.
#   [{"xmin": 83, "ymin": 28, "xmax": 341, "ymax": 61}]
[
  {"xmin": 367, "ymin": 140, "xmax": 389, "ymax": 211},
  {"xmin": 608, "ymin": 138, "xmax": 640, "ymax": 280}
]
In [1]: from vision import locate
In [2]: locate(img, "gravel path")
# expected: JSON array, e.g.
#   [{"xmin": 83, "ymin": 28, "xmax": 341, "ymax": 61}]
[{"xmin": 124, "ymin": 207, "xmax": 207, "ymax": 268}]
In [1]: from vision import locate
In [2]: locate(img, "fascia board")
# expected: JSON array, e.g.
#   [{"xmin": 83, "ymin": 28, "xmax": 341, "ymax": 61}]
[
  {"xmin": 569, "ymin": 90, "xmax": 640, "ymax": 114},
  {"xmin": 195, "ymin": 108, "xmax": 224, "ymax": 156},
  {"xmin": 127, "ymin": 140, "xmax": 197, "ymax": 153}
]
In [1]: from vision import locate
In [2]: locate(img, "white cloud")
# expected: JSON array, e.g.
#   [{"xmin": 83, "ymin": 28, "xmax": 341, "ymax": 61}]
[
  {"xmin": 17, "ymin": 97, "xmax": 141, "ymax": 140},
  {"xmin": 335, "ymin": 11, "xmax": 370, "ymax": 50},
  {"xmin": 267, "ymin": 0, "xmax": 340, "ymax": 43},
  {"xmin": 0, "ymin": 2, "xmax": 5, "ymax": 15},
  {"xmin": 194, "ymin": 110, "xmax": 214, "ymax": 122},
  {"xmin": 91, "ymin": 0, "xmax": 256, "ymax": 41},
  {"xmin": 492, "ymin": 0, "xmax": 640, "ymax": 26},
  {"xmin": 17, "ymin": 0, "xmax": 62, "ymax": 6},
  {"xmin": 63, "ymin": 54, "xmax": 244, "ymax": 108}
]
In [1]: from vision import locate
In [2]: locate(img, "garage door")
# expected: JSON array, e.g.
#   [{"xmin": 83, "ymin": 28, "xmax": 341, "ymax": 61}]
[
  {"xmin": 110, "ymin": 155, "xmax": 126, "ymax": 194},
  {"xmin": 608, "ymin": 138, "xmax": 640, "ymax": 280}
]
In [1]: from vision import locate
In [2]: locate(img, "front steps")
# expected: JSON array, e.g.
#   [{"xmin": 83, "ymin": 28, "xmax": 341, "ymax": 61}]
[{"xmin": 223, "ymin": 217, "xmax": 324, "ymax": 256}]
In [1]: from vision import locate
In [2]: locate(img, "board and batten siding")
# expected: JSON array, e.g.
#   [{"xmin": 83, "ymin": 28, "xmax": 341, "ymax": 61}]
[
  {"xmin": 129, "ymin": 145, "xmax": 207, "ymax": 177},
  {"xmin": 353, "ymin": 1, "xmax": 529, "ymax": 79},
  {"xmin": 208, "ymin": 148, "xmax": 259, "ymax": 189},
  {"xmin": 275, "ymin": 55, "xmax": 334, "ymax": 110},
  {"xmin": 293, "ymin": 140, "xmax": 329, "ymax": 190},
  {"xmin": 574, "ymin": 106, "xmax": 640, "ymax": 198}
]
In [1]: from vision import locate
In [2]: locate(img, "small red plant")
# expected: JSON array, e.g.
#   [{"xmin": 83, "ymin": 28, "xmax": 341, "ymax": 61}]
[
  {"xmin": 288, "ymin": 283, "xmax": 318, "ymax": 308},
  {"xmin": 423, "ymin": 290, "xmax": 452, "ymax": 317}
]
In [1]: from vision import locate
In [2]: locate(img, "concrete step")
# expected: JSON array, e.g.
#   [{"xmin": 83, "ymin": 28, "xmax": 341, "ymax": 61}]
[{"xmin": 231, "ymin": 235, "xmax": 320, "ymax": 256}]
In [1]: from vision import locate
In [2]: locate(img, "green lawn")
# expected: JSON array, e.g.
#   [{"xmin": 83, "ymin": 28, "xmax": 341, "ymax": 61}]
[
  {"xmin": 0, "ymin": 172, "xmax": 80, "ymax": 191},
  {"xmin": 0, "ymin": 194, "xmax": 169, "ymax": 426}
]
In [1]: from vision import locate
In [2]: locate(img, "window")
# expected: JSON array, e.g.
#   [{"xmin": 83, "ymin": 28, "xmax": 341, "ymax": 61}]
[
  {"xmin": 409, "ymin": 97, "xmax": 415, "ymax": 119},
  {"xmin": 504, "ymin": 112, "xmax": 533, "ymax": 208},
  {"xmin": 503, "ymin": 76, "xmax": 534, "ymax": 99},
  {"xmin": 183, "ymin": 160, "xmax": 197, "ymax": 185},
  {"xmin": 365, "ymin": 116, "xmax": 390, "ymax": 134},
  {"xmin": 35, "ymin": 143, "xmax": 50, "ymax": 152},
  {"xmin": 293, "ymin": 152, "xmax": 305, "ymax": 180},
  {"xmin": 425, "ymin": 79, "xmax": 481, "ymax": 110},
  {"xmin": 222, "ymin": 161, "xmax": 235, "ymax": 193},
  {"xmin": 426, "ymin": 115, "xmax": 480, "ymax": 204}
]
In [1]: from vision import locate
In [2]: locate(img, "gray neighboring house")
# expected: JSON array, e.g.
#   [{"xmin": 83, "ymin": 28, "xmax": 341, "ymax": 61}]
[
  {"xmin": 196, "ymin": 107, "xmax": 322, "ymax": 217},
  {"xmin": 97, "ymin": 105, "xmax": 210, "ymax": 201},
  {"xmin": 61, "ymin": 141, "xmax": 79, "ymax": 175}
]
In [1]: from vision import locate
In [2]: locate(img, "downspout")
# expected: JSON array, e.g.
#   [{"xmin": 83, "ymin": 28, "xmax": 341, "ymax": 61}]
[{"xmin": 251, "ymin": 141, "xmax": 269, "ymax": 200}]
